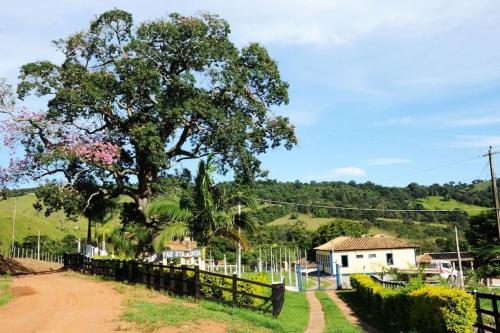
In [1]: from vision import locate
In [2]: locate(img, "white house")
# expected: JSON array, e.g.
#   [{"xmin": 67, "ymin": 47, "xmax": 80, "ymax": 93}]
[{"xmin": 314, "ymin": 235, "xmax": 418, "ymax": 275}]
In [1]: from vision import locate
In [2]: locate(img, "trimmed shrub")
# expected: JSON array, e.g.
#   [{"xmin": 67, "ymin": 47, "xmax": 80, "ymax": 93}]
[
  {"xmin": 409, "ymin": 286, "xmax": 476, "ymax": 333},
  {"xmin": 200, "ymin": 272, "xmax": 269, "ymax": 307},
  {"xmin": 350, "ymin": 274, "xmax": 476, "ymax": 333}
]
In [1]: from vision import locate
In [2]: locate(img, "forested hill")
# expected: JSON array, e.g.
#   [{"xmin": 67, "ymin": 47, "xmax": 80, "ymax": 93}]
[{"xmin": 250, "ymin": 179, "xmax": 492, "ymax": 224}]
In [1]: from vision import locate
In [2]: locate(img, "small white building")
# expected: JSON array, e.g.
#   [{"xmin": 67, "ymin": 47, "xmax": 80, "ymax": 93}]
[{"xmin": 314, "ymin": 235, "xmax": 418, "ymax": 275}]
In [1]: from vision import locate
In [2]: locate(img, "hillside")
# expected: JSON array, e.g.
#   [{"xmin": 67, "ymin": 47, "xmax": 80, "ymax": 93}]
[
  {"xmin": 0, "ymin": 194, "xmax": 88, "ymax": 252},
  {"xmin": 0, "ymin": 194, "xmax": 122, "ymax": 253},
  {"xmin": 417, "ymin": 196, "xmax": 488, "ymax": 216}
]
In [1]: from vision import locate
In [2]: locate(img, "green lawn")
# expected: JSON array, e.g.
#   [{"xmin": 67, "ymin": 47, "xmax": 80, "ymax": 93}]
[
  {"xmin": 0, "ymin": 275, "xmax": 12, "ymax": 307},
  {"xmin": 123, "ymin": 291, "xmax": 309, "ymax": 333},
  {"xmin": 315, "ymin": 291, "xmax": 362, "ymax": 333},
  {"xmin": 417, "ymin": 196, "xmax": 488, "ymax": 216}
]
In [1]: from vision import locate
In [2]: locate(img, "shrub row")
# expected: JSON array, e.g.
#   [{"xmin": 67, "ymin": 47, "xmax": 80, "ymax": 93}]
[{"xmin": 350, "ymin": 274, "xmax": 476, "ymax": 333}]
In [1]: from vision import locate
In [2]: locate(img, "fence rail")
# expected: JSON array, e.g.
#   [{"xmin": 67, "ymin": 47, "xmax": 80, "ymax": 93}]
[
  {"xmin": 471, "ymin": 291, "xmax": 500, "ymax": 333},
  {"xmin": 370, "ymin": 274, "xmax": 406, "ymax": 288},
  {"xmin": 63, "ymin": 253, "xmax": 285, "ymax": 317},
  {"xmin": 4, "ymin": 246, "xmax": 63, "ymax": 264}
]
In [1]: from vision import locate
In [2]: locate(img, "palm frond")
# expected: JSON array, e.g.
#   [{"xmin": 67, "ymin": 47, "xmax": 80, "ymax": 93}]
[
  {"xmin": 147, "ymin": 196, "xmax": 192, "ymax": 222},
  {"xmin": 153, "ymin": 223, "xmax": 190, "ymax": 252}
]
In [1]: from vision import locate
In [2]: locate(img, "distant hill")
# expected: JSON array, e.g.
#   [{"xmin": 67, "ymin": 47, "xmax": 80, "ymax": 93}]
[{"xmin": 0, "ymin": 194, "xmax": 120, "ymax": 253}]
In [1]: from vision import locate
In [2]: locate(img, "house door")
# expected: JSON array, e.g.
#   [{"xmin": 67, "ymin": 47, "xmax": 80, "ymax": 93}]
[{"xmin": 386, "ymin": 253, "xmax": 394, "ymax": 265}]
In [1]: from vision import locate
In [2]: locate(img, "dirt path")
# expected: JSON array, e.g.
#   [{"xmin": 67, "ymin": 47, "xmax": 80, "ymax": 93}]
[
  {"xmin": 324, "ymin": 290, "xmax": 381, "ymax": 333},
  {"xmin": 0, "ymin": 272, "xmax": 132, "ymax": 333},
  {"xmin": 305, "ymin": 292, "xmax": 325, "ymax": 333}
]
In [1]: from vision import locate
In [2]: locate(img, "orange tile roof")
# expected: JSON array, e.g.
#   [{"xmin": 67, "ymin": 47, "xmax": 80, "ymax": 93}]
[{"xmin": 314, "ymin": 235, "xmax": 417, "ymax": 251}]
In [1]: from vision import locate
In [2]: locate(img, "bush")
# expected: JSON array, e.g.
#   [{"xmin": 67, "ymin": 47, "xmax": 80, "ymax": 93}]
[
  {"xmin": 409, "ymin": 286, "xmax": 476, "ymax": 333},
  {"xmin": 350, "ymin": 274, "xmax": 476, "ymax": 333},
  {"xmin": 200, "ymin": 272, "xmax": 269, "ymax": 307}
]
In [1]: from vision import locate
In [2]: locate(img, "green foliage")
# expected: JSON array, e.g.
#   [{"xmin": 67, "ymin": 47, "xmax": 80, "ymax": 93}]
[
  {"xmin": 350, "ymin": 274, "xmax": 476, "ymax": 333},
  {"xmin": 199, "ymin": 272, "xmax": 269, "ymax": 307},
  {"xmin": 409, "ymin": 286, "xmax": 476, "ymax": 333},
  {"xmin": 466, "ymin": 210, "xmax": 500, "ymax": 278},
  {"xmin": 312, "ymin": 219, "xmax": 367, "ymax": 247},
  {"xmin": 17, "ymin": 9, "xmax": 296, "ymax": 227}
]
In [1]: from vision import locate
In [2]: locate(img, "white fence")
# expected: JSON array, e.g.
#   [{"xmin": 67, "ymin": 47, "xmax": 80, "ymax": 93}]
[{"xmin": 4, "ymin": 246, "xmax": 63, "ymax": 264}]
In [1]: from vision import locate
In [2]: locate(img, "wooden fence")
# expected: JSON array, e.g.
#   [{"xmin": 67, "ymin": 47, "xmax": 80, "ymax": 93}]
[
  {"xmin": 6, "ymin": 246, "xmax": 63, "ymax": 264},
  {"xmin": 63, "ymin": 253, "xmax": 285, "ymax": 317},
  {"xmin": 471, "ymin": 291, "xmax": 500, "ymax": 333}
]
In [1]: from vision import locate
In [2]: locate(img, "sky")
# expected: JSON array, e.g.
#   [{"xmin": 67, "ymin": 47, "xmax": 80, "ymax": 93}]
[{"xmin": 2, "ymin": 0, "xmax": 500, "ymax": 187}]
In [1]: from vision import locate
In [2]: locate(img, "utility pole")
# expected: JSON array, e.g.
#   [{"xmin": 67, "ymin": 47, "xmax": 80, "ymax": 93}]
[
  {"xmin": 11, "ymin": 198, "xmax": 16, "ymax": 256},
  {"xmin": 237, "ymin": 203, "xmax": 242, "ymax": 278},
  {"xmin": 455, "ymin": 227, "xmax": 464, "ymax": 288},
  {"xmin": 37, "ymin": 230, "xmax": 40, "ymax": 260},
  {"xmin": 485, "ymin": 146, "xmax": 500, "ymax": 238}
]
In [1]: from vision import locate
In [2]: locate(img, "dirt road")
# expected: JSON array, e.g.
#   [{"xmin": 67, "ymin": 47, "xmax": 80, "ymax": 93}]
[{"xmin": 0, "ymin": 272, "xmax": 129, "ymax": 333}]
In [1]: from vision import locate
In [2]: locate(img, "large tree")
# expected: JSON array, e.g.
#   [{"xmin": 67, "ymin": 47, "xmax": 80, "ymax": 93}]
[{"xmin": 0, "ymin": 10, "xmax": 296, "ymax": 226}]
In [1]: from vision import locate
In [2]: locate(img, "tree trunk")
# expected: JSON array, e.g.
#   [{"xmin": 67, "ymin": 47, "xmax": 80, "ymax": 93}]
[{"xmin": 138, "ymin": 196, "xmax": 148, "ymax": 213}]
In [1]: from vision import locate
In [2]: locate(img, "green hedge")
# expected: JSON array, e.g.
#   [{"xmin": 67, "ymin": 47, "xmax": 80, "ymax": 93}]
[
  {"xmin": 409, "ymin": 286, "xmax": 476, "ymax": 333},
  {"xmin": 350, "ymin": 274, "xmax": 476, "ymax": 333},
  {"xmin": 200, "ymin": 272, "xmax": 269, "ymax": 307}
]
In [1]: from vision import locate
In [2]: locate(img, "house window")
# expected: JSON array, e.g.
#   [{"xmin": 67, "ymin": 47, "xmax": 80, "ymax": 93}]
[
  {"xmin": 356, "ymin": 254, "xmax": 363, "ymax": 259},
  {"xmin": 341, "ymin": 255, "xmax": 349, "ymax": 267},
  {"xmin": 369, "ymin": 254, "xmax": 376, "ymax": 259},
  {"xmin": 386, "ymin": 253, "xmax": 394, "ymax": 265}
]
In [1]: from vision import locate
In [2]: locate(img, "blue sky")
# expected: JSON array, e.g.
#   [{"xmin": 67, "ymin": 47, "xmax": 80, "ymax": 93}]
[{"xmin": 2, "ymin": 0, "xmax": 500, "ymax": 187}]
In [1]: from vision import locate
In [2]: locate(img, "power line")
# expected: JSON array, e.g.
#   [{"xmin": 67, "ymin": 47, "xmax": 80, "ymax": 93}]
[
  {"xmin": 258, "ymin": 198, "xmax": 493, "ymax": 213},
  {"xmin": 376, "ymin": 155, "xmax": 481, "ymax": 184}
]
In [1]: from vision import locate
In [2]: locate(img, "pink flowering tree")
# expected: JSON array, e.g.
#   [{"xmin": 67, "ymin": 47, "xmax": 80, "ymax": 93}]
[{"xmin": 1, "ymin": 10, "xmax": 296, "ymax": 247}]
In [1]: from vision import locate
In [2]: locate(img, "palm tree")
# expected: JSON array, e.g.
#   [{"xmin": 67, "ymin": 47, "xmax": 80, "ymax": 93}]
[{"xmin": 146, "ymin": 156, "xmax": 256, "ymax": 254}]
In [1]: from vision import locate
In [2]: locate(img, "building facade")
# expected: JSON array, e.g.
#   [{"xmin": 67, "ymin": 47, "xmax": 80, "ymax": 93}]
[{"xmin": 315, "ymin": 235, "xmax": 418, "ymax": 275}]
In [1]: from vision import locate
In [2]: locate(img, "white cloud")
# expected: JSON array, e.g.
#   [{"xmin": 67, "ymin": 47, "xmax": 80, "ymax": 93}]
[
  {"xmin": 371, "ymin": 117, "xmax": 415, "ymax": 127},
  {"xmin": 316, "ymin": 166, "xmax": 367, "ymax": 180},
  {"xmin": 366, "ymin": 158, "xmax": 410, "ymax": 166},
  {"xmin": 444, "ymin": 135, "xmax": 500, "ymax": 148},
  {"xmin": 445, "ymin": 115, "xmax": 500, "ymax": 127}
]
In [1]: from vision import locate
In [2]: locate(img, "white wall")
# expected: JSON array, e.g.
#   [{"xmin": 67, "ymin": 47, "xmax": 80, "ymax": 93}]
[{"xmin": 316, "ymin": 248, "xmax": 416, "ymax": 274}]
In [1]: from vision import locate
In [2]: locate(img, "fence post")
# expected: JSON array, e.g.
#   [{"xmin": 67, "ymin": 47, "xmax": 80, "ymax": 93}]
[
  {"xmin": 194, "ymin": 265, "xmax": 200, "ymax": 301},
  {"xmin": 181, "ymin": 265, "xmax": 188, "ymax": 296},
  {"xmin": 271, "ymin": 282, "xmax": 285, "ymax": 317},
  {"xmin": 158, "ymin": 263, "xmax": 163, "ymax": 291},
  {"xmin": 492, "ymin": 292, "xmax": 500, "ymax": 331},
  {"xmin": 232, "ymin": 273, "xmax": 238, "ymax": 307},
  {"xmin": 169, "ymin": 264, "xmax": 175, "ymax": 293},
  {"xmin": 474, "ymin": 290, "xmax": 485, "ymax": 333}
]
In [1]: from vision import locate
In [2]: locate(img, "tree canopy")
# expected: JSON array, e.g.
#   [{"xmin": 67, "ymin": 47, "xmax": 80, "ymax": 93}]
[{"xmin": 0, "ymin": 10, "xmax": 296, "ymax": 226}]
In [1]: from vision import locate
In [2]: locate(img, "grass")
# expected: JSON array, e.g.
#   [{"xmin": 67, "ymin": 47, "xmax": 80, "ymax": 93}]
[
  {"xmin": 417, "ymin": 196, "xmax": 488, "ymax": 216},
  {"xmin": 315, "ymin": 291, "xmax": 362, "ymax": 333},
  {"xmin": 336, "ymin": 290, "xmax": 400, "ymax": 333},
  {"xmin": 66, "ymin": 270, "xmax": 309, "ymax": 332},
  {"xmin": 0, "ymin": 275, "xmax": 12, "ymax": 307},
  {"xmin": 268, "ymin": 213, "xmax": 337, "ymax": 230},
  {"xmin": 123, "ymin": 290, "xmax": 309, "ymax": 333},
  {"xmin": 0, "ymin": 194, "xmax": 123, "ymax": 253},
  {"xmin": 0, "ymin": 194, "xmax": 88, "ymax": 252}
]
